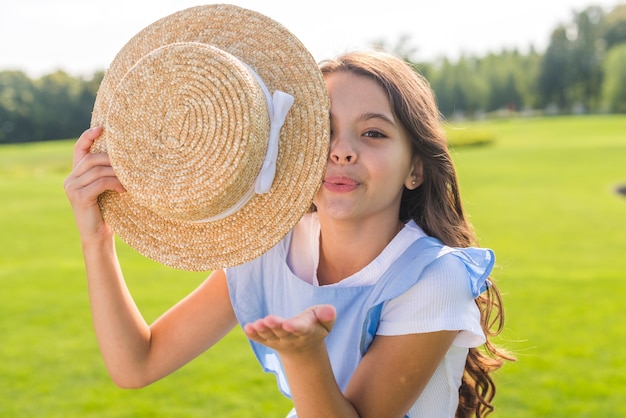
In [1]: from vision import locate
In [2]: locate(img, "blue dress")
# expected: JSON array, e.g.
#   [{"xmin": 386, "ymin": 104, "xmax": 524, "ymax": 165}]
[{"xmin": 226, "ymin": 229, "xmax": 494, "ymax": 416}]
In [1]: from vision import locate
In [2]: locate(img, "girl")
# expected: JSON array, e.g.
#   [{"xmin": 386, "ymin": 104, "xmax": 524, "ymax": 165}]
[{"xmin": 64, "ymin": 50, "xmax": 512, "ymax": 417}]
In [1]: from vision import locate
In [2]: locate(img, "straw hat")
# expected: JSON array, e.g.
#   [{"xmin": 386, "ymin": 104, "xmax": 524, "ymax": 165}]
[{"xmin": 90, "ymin": 4, "xmax": 330, "ymax": 271}]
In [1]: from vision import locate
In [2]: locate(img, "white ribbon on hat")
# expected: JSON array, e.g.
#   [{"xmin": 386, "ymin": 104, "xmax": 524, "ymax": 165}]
[
  {"xmin": 255, "ymin": 90, "xmax": 294, "ymax": 193},
  {"xmin": 194, "ymin": 66, "xmax": 294, "ymax": 223}
]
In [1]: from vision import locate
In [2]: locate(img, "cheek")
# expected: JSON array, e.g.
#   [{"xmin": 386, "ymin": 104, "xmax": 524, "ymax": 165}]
[{"xmin": 379, "ymin": 153, "xmax": 413, "ymax": 183}]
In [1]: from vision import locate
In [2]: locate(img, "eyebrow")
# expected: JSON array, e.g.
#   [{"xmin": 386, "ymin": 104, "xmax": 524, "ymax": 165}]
[
  {"xmin": 329, "ymin": 111, "xmax": 397, "ymax": 126},
  {"xmin": 358, "ymin": 112, "xmax": 396, "ymax": 126}
]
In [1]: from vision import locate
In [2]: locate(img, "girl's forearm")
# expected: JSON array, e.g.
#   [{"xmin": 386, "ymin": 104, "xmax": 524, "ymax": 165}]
[
  {"xmin": 82, "ymin": 234, "xmax": 153, "ymax": 388},
  {"xmin": 279, "ymin": 345, "xmax": 360, "ymax": 418}
]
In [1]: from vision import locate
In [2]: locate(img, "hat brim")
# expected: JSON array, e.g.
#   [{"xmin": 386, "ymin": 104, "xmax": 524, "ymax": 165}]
[{"xmin": 90, "ymin": 5, "xmax": 330, "ymax": 271}]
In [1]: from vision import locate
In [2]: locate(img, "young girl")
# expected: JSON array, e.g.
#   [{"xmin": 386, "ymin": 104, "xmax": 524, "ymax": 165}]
[{"xmin": 65, "ymin": 50, "xmax": 512, "ymax": 417}]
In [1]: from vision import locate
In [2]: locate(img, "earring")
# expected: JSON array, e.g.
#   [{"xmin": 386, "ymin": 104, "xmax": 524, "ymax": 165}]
[{"xmin": 411, "ymin": 180, "xmax": 416, "ymax": 186}]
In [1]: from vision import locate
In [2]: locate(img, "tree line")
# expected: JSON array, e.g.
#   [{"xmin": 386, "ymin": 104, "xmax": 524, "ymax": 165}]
[
  {"xmin": 0, "ymin": 70, "xmax": 104, "ymax": 143},
  {"xmin": 402, "ymin": 4, "xmax": 626, "ymax": 118},
  {"xmin": 1, "ymin": 4, "xmax": 625, "ymax": 144}
]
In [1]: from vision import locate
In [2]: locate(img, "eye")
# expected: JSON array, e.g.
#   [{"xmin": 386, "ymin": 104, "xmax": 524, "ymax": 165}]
[{"xmin": 363, "ymin": 129, "xmax": 387, "ymax": 139}]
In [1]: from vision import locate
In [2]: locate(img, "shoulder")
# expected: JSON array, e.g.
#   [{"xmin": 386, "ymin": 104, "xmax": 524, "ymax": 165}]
[
  {"xmin": 421, "ymin": 253, "xmax": 472, "ymax": 293},
  {"xmin": 398, "ymin": 253, "xmax": 474, "ymax": 306},
  {"xmin": 378, "ymin": 252, "xmax": 485, "ymax": 346}
]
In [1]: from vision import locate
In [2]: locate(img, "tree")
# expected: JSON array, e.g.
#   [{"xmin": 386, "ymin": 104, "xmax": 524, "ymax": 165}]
[
  {"xmin": 0, "ymin": 71, "xmax": 36, "ymax": 143},
  {"xmin": 569, "ymin": 6, "xmax": 606, "ymax": 111},
  {"xmin": 604, "ymin": 4, "xmax": 626, "ymax": 49},
  {"xmin": 538, "ymin": 6, "xmax": 608, "ymax": 112},
  {"xmin": 0, "ymin": 70, "xmax": 102, "ymax": 143},
  {"xmin": 429, "ymin": 58, "xmax": 465, "ymax": 117},
  {"xmin": 515, "ymin": 46, "xmax": 542, "ymax": 110},
  {"xmin": 477, "ymin": 49, "xmax": 536, "ymax": 113},
  {"xmin": 601, "ymin": 43, "xmax": 626, "ymax": 112},
  {"xmin": 31, "ymin": 71, "xmax": 86, "ymax": 140},
  {"xmin": 539, "ymin": 26, "xmax": 571, "ymax": 110}
]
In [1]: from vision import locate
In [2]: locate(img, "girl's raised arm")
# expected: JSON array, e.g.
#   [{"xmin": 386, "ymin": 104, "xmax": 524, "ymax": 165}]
[{"xmin": 64, "ymin": 128, "xmax": 237, "ymax": 388}]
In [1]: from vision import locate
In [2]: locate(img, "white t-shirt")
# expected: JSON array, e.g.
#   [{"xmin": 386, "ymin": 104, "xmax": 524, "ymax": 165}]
[{"xmin": 286, "ymin": 213, "xmax": 485, "ymax": 417}]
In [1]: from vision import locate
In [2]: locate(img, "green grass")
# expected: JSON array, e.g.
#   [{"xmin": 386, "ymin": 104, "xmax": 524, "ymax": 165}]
[
  {"xmin": 449, "ymin": 115, "xmax": 626, "ymax": 417},
  {"xmin": 446, "ymin": 124, "xmax": 496, "ymax": 148},
  {"xmin": 0, "ymin": 141, "xmax": 292, "ymax": 417},
  {"xmin": 1, "ymin": 115, "xmax": 625, "ymax": 416}
]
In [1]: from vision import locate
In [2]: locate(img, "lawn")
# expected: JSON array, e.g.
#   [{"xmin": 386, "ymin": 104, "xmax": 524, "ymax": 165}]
[
  {"xmin": 448, "ymin": 115, "xmax": 626, "ymax": 417},
  {"xmin": 1, "ymin": 115, "xmax": 625, "ymax": 417}
]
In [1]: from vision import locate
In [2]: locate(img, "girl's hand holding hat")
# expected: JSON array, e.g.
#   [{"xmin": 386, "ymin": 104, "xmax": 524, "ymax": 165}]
[{"xmin": 64, "ymin": 127, "xmax": 125, "ymax": 244}]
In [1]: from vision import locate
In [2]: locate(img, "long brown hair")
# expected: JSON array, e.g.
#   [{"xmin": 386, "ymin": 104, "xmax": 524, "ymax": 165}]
[{"xmin": 320, "ymin": 50, "xmax": 514, "ymax": 417}]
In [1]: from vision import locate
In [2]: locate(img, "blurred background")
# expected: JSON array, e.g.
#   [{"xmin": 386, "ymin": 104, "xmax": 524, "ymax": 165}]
[
  {"xmin": 1, "ymin": 0, "xmax": 625, "ymax": 143},
  {"xmin": 1, "ymin": 1, "xmax": 625, "ymax": 417}
]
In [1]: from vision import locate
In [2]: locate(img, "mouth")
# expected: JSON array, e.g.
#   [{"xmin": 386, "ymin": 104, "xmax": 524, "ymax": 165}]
[
  {"xmin": 324, "ymin": 176, "xmax": 358, "ymax": 185},
  {"xmin": 322, "ymin": 176, "xmax": 359, "ymax": 192}
]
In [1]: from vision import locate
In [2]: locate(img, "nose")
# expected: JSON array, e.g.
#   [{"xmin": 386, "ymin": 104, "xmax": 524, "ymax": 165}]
[{"xmin": 329, "ymin": 132, "xmax": 356, "ymax": 164}]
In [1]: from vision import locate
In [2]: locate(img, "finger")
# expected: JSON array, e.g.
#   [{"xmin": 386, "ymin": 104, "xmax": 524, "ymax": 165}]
[
  {"xmin": 65, "ymin": 164, "xmax": 125, "ymax": 202},
  {"xmin": 75, "ymin": 177, "xmax": 125, "ymax": 203},
  {"xmin": 243, "ymin": 321, "xmax": 272, "ymax": 342},
  {"xmin": 243, "ymin": 318, "xmax": 269, "ymax": 335},
  {"xmin": 72, "ymin": 152, "xmax": 126, "ymax": 195},
  {"xmin": 245, "ymin": 316, "xmax": 290, "ymax": 341},
  {"xmin": 75, "ymin": 156, "xmax": 115, "ymax": 182},
  {"xmin": 65, "ymin": 176, "xmax": 124, "ymax": 206},
  {"xmin": 72, "ymin": 127, "xmax": 103, "ymax": 167},
  {"xmin": 282, "ymin": 305, "xmax": 336, "ymax": 335},
  {"xmin": 312, "ymin": 305, "xmax": 337, "ymax": 332},
  {"xmin": 67, "ymin": 153, "xmax": 120, "ymax": 189},
  {"xmin": 72, "ymin": 152, "xmax": 114, "ymax": 179}
]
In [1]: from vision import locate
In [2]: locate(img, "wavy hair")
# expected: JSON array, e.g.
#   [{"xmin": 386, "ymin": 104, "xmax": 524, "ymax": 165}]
[{"xmin": 319, "ymin": 50, "xmax": 514, "ymax": 417}]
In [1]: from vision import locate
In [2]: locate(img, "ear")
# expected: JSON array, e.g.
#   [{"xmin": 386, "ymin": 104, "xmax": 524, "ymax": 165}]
[{"xmin": 404, "ymin": 156, "xmax": 424, "ymax": 190}]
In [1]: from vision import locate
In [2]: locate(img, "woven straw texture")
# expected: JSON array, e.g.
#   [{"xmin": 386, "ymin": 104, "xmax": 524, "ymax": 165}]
[{"xmin": 90, "ymin": 5, "xmax": 330, "ymax": 271}]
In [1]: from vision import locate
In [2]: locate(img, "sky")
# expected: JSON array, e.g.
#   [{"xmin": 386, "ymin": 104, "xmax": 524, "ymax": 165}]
[{"xmin": 0, "ymin": 0, "xmax": 622, "ymax": 77}]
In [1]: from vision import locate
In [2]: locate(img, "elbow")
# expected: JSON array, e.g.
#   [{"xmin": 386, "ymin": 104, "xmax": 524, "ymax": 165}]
[
  {"xmin": 108, "ymin": 369, "xmax": 152, "ymax": 389},
  {"xmin": 112, "ymin": 378, "xmax": 149, "ymax": 390}
]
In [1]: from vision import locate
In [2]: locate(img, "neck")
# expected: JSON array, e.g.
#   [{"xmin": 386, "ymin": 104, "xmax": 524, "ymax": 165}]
[{"xmin": 316, "ymin": 214, "xmax": 404, "ymax": 286}]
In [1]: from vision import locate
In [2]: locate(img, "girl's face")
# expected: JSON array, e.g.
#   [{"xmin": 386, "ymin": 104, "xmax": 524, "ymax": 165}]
[{"xmin": 314, "ymin": 71, "xmax": 421, "ymax": 224}]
